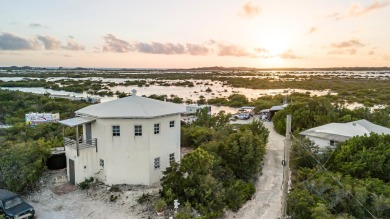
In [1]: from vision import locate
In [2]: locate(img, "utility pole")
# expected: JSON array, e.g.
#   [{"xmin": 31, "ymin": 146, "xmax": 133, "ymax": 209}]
[{"xmin": 281, "ymin": 114, "xmax": 292, "ymax": 219}]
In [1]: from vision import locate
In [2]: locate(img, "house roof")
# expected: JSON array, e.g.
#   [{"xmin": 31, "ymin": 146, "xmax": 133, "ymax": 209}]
[
  {"xmin": 59, "ymin": 117, "xmax": 96, "ymax": 127},
  {"xmin": 75, "ymin": 96, "xmax": 186, "ymax": 119},
  {"xmin": 240, "ymin": 106, "xmax": 255, "ymax": 110},
  {"xmin": 300, "ymin": 119, "xmax": 390, "ymax": 142},
  {"xmin": 269, "ymin": 105, "xmax": 285, "ymax": 111}
]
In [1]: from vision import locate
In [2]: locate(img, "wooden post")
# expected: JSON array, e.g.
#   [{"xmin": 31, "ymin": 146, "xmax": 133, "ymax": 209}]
[
  {"xmin": 281, "ymin": 115, "xmax": 292, "ymax": 218},
  {"xmin": 76, "ymin": 125, "xmax": 79, "ymax": 157},
  {"xmin": 62, "ymin": 127, "xmax": 65, "ymax": 148}
]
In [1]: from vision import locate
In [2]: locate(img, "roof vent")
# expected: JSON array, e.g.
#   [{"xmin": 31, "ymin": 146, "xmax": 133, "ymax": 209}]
[{"xmin": 131, "ymin": 89, "xmax": 137, "ymax": 96}]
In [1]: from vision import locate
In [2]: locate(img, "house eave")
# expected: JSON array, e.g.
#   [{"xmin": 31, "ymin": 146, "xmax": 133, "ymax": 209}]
[{"xmin": 76, "ymin": 112, "xmax": 184, "ymax": 120}]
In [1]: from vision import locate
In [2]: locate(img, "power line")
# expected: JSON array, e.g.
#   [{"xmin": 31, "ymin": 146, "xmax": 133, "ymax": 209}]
[{"xmin": 291, "ymin": 134, "xmax": 377, "ymax": 219}]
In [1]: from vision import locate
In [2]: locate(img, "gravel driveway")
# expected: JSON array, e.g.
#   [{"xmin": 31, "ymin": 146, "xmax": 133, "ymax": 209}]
[{"xmin": 225, "ymin": 121, "xmax": 284, "ymax": 219}]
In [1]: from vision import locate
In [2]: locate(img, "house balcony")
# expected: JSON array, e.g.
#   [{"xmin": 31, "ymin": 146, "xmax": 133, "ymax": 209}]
[{"xmin": 64, "ymin": 137, "xmax": 97, "ymax": 155}]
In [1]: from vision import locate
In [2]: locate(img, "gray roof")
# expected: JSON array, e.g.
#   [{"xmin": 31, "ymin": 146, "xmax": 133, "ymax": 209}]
[
  {"xmin": 75, "ymin": 96, "xmax": 186, "ymax": 119},
  {"xmin": 59, "ymin": 117, "xmax": 96, "ymax": 127},
  {"xmin": 300, "ymin": 119, "xmax": 390, "ymax": 141},
  {"xmin": 348, "ymin": 119, "xmax": 390, "ymax": 134},
  {"xmin": 269, "ymin": 105, "xmax": 285, "ymax": 111}
]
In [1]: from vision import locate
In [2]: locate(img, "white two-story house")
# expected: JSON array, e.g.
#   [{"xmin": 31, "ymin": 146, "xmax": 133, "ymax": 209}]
[{"xmin": 59, "ymin": 91, "xmax": 186, "ymax": 186}]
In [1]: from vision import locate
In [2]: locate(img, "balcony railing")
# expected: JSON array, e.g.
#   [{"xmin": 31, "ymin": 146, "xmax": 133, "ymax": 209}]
[{"xmin": 64, "ymin": 137, "xmax": 97, "ymax": 152}]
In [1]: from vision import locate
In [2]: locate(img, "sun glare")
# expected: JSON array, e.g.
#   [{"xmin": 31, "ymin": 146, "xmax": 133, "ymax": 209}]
[
  {"xmin": 261, "ymin": 32, "xmax": 290, "ymax": 55},
  {"xmin": 257, "ymin": 28, "xmax": 291, "ymax": 58}
]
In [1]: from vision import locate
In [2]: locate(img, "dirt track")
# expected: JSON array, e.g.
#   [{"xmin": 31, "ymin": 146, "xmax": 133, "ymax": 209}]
[{"xmin": 225, "ymin": 122, "xmax": 285, "ymax": 219}]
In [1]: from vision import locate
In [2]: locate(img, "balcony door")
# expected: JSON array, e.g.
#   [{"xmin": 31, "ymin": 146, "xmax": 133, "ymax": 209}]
[
  {"xmin": 86, "ymin": 123, "xmax": 92, "ymax": 144},
  {"xmin": 69, "ymin": 159, "xmax": 75, "ymax": 184}
]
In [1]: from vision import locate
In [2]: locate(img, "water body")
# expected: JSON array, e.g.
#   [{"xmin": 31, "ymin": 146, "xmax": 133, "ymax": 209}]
[{"xmin": 0, "ymin": 87, "xmax": 239, "ymax": 114}]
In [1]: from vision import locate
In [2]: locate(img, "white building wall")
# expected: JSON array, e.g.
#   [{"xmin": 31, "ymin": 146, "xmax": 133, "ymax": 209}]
[
  {"xmin": 79, "ymin": 114, "xmax": 181, "ymax": 186},
  {"xmin": 306, "ymin": 136, "xmax": 335, "ymax": 148},
  {"xmin": 65, "ymin": 146, "xmax": 98, "ymax": 184},
  {"xmin": 148, "ymin": 115, "xmax": 181, "ymax": 185}
]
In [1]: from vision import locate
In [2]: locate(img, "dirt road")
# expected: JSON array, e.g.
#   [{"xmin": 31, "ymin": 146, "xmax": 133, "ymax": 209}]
[{"xmin": 225, "ymin": 122, "xmax": 285, "ymax": 219}]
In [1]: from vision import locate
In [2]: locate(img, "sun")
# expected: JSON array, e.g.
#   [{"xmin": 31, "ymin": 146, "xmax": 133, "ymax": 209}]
[{"xmin": 257, "ymin": 28, "xmax": 290, "ymax": 57}]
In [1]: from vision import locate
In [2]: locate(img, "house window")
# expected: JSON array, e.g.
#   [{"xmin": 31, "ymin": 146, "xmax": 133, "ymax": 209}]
[
  {"xmin": 112, "ymin": 125, "xmax": 120, "ymax": 136},
  {"xmin": 330, "ymin": 140, "xmax": 336, "ymax": 146},
  {"xmin": 134, "ymin": 125, "xmax": 142, "ymax": 136},
  {"xmin": 169, "ymin": 153, "xmax": 175, "ymax": 163},
  {"xmin": 154, "ymin": 157, "xmax": 160, "ymax": 169},
  {"xmin": 154, "ymin": 123, "xmax": 160, "ymax": 134},
  {"xmin": 170, "ymin": 120, "xmax": 175, "ymax": 128},
  {"xmin": 99, "ymin": 159, "xmax": 104, "ymax": 168}
]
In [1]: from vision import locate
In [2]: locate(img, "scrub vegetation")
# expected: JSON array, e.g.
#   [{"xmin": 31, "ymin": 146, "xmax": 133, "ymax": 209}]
[
  {"xmin": 287, "ymin": 134, "xmax": 390, "ymax": 219},
  {"xmin": 0, "ymin": 90, "xmax": 89, "ymax": 194},
  {"xmin": 161, "ymin": 108, "xmax": 269, "ymax": 218},
  {"xmin": 2, "ymin": 68, "xmax": 390, "ymax": 106}
]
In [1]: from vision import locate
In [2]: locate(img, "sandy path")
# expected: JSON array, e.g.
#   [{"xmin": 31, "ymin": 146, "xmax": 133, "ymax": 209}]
[{"xmin": 225, "ymin": 122, "xmax": 285, "ymax": 219}]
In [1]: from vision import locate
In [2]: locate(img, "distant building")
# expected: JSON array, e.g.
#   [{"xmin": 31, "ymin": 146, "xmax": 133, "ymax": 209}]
[
  {"xmin": 25, "ymin": 113, "xmax": 60, "ymax": 126},
  {"xmin": 0, "ymin": 124, "xmax": 12, "ymax": 129},
  {"xmin": 185, "ymin": 104, "xmax": 211, "ymax": 114},
  {"xmin": 49, "ymin": 94, "xmax": 101, "ymax": 103},
  {"xmin": 300, "ymin": 119, "xmax": 390, "ymax": 148},
  {"xmin": 59, "ymin": 90, "xmax": 186, "ymax": 186},
  {"xmin": 269, "ymin": 104, "xmax": 288, "ymax": 118}
]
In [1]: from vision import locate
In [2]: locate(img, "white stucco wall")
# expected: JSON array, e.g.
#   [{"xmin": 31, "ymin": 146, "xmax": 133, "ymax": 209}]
[
  {"xmin": 306, "ymin": 136, "xmax": 337, "ymax": 148},
  {"xmin": 65, "ymin": 146, "xmax": 99, "ymax": 184},
  {"xmin": 67, "ymin": 114, "xmax": 181, "ymax": 186}
]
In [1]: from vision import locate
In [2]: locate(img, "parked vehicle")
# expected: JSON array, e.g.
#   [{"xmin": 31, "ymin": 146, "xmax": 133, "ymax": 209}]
[
  {"xmin": 0, "ymin": 189, "xmax": 35, "ymax": 219},
  {"xmin": 235, "ymin": 113, "xmax": 250, "ymax": 120}
]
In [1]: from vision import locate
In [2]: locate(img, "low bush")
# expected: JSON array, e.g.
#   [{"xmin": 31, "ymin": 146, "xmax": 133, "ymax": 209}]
[{"xmin": 77, "ymin": 177, "xmax": 94, "ymax": 190}]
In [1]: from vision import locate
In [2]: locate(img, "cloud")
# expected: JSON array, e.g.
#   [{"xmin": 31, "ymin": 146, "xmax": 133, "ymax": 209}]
[
  {"xmin": 279, "ymin": 50, "xmax": 302, "ymax": 59},
  {"xmin": 327, "ymin": 48, "xmax": 356, "ymax": 55},
  {"xmin": 331, "ymin": 39, "xmax": 365, "ymax": 48},
  {"xmin": 0, "ymin": 33, "xmax": 39, "ymax": 50},
  {"xmin": 368, "ymin": 50, "xmax": 375, "ymax": 55},
  {"xmin": 101, "ymin": 34, "xmax": 271, "ymax": 58},
  {"xmin": 186, "ymin": 43, "xmax": 210, "ymax": 55},
  {"xmin": 383, "ymin": 55, "xmax": 390, "ymax": 60},
  {"xmin": 102, "ymin": 34, "xmax": 206, "ymax": 55},
  {"xmin": 37, "ymin": 35, "xmax": 62, "ymax": 50},
  {"xmin": 216, "ymin": 43, "xmax": 252, "ymax": 57},
  {"xmin": 330, "ymin": 0, "xmax": 389, "ymax": 20},
  {"xmin": 135, "ymin": 42, "xmax": 186, "ymax": 54},
  {"xmin": 328, "ymin": 39, "xmax": 365, "ymax": 55},
  {"xmin": 328, "ymin": 50, "xmax": 345, "ymax": 55},
  {"xmin": 307, "ymin": 26, "xmax": 317, "ymax": 34},
  {"xmin": 62, "ymin": 40, "xmax": 86, "ymax": 51},
  {"xmin": 103, "ymin": 34, "xmax": 133, "ymax": 53},
  {"xmin": 29, "ymin": 23, "xmax": 49, "ymax": 29},
  {"xmin": 239, "ymin": 1, "xmax": 261, "ymax": 18},
  {"xmin": 254, "ymin": 48, "xmax": 273, "ymax": 58},
  {"xmin": 254, "ymin": 48, "xmax": 269, "ymax": 53}
]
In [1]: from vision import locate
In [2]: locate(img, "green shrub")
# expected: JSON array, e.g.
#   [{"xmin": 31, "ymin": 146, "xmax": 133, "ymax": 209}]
[
  {"xmin": 77, "ymin": 177, "xmax": 94, "ymax": 190},
  {"xmin": 109, "ymin": 194, "xmax": 118, "ymax": 202},
  {"xmin": 0, "ymin": 139, "xmax": 51, "ymax": 194},
  {"xmin": 137, "ymin": 193, "xmax": 152, "ymax": 204},
  {"xmin": 154, "ymin": 199, "xmax": 167, "ymax": 212},
  {"xmin": 225, "ymin": 180, "xmax": 255, "ymax": 211}
]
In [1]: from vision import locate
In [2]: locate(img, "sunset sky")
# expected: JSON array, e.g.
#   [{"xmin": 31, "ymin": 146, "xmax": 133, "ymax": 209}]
[{"xmin": 0, "ymin": 0, "xmax": 389, "ymax": 68}]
